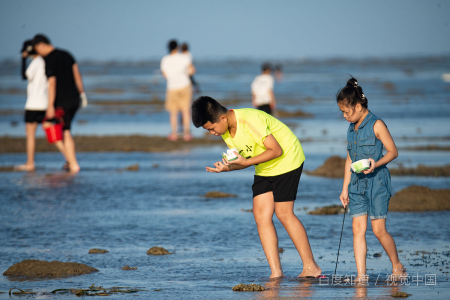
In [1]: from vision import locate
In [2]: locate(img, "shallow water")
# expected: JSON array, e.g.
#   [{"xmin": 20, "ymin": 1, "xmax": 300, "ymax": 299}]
[
  {"xmin": 1, "ymin": 57, "xmax": 450, "ymax": 298},
  {"xmin": 1, "ymin": 57, "xmax": 450, "ymax": 150},
  {"xmin": 0, "ymin": 149, "xmax": 449, "ymax": 299}
]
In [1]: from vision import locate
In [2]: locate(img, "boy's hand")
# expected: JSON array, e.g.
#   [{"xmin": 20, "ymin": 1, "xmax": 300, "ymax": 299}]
[
  {"xmin": 223, "ymin": 151, "xmax": 249, "ymax": 167},
  {"xmin": 339, "ymin": 190, "xmax": 349, "ymax": 208},
  {"xmin": 362, "ymin": 158, "xmax": 376, "ymax": 174},
  {"xmin": 206, "ymin": 161, "xmax": 230, "ymax": 173}
]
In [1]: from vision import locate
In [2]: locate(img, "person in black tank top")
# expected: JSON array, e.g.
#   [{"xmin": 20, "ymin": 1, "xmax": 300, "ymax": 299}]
[{"xmin": 32, "ymin": 34, "xmax": 88, "ymax": 173}]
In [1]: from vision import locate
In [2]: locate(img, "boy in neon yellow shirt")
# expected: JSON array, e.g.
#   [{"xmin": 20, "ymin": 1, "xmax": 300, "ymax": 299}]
[{"xmin": 192, "ymin": 96, "xmax": 321, "ymax": 278}]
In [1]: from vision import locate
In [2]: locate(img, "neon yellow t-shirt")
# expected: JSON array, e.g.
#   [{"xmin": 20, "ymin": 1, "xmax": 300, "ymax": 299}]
[{"xmin": 221, "ymin": 108, "xmax": 305, "ymax": 176}]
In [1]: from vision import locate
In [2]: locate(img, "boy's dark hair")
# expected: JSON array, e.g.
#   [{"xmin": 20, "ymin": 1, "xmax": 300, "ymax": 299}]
[
  {"xmin": 262, "ymin": 62, "xmax": 272, "ymax": 72},
  {"xmin": 168, "ymin": 39, "xmax": 178, "ymax": 52},
  {"xmin": 21, "ymin": 40, "xmax": 37, "ymax": 55},
  {"xmin": 181, "ymin": 43, "xmax": 189, "ymax": 52},
  {"xmin": 336, "ymin": 77, "xmax": 368, "ymax": 109},
  {"xmin": 31, "ymin": 34, "xmax": 51, "ymax": 46},
  {"xmin": 192, "ymin": 96, "xmax": 228, "ymax": 128}
]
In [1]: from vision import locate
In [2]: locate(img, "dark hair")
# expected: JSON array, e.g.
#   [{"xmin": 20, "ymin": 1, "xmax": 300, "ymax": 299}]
[
  {"xmin": 181, "ymin": 43, "xmax": 189, "ymax": 52},
  {"xmin": 262, "ymin": 62, "xmax": 272, "ymax": 72},
  {"xmin": 192, "ymin": 96, "xmax": 228, "ymax": 128},
  {"xmin": 336, "ymin": 77, "xmax": 368, "ymax": 109},
  {"xmin": 31, "ymin": 34, "xmax": 51, "ymax": 46},
  {"xmin": 168, "ymin": 39, "xmax": 178, "ymax": 52},
  {"xmin": 21, "ymin": 40, "xmax": 36, "ymax": 55}
]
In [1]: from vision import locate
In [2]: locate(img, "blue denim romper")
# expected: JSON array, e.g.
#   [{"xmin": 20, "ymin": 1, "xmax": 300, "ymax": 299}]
[{"xmin": 347, "ymin": 111, "xmax": 392, "ymax": 219}]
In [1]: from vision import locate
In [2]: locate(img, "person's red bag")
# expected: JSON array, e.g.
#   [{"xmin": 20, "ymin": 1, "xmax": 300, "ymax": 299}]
[{"xmin": 42, "ymin": 108, "xmax": 65, "ymax": 143}]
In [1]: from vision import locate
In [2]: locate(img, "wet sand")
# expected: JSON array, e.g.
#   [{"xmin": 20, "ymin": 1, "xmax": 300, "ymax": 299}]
[{"xmin": 0, "ymin": 136, "xmax": 223, "ymax": 154}]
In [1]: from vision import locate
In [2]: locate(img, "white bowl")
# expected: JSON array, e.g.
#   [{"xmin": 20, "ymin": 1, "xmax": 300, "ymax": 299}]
[
  {"xmin": 351, "ymin": 159, "xmax": 371, "ymax": 173},
  {"xmin": 222, "ymin": 148, "xmax": 238, "ymax": 161}
]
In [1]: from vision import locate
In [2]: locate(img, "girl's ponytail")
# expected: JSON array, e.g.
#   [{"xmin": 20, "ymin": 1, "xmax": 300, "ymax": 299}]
[{"xmin": 337, "ymin": 76, "xmax": 368, "ymax": 109}]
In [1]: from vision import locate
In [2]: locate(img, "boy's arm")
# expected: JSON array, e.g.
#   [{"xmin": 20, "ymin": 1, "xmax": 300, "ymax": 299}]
[
  {"xmin": 188, "ymin": 64, "xmax": 196, "ymax": 76},
  {"xmin": 72, "ymin": 63, "xmax": 85, "ymax": 94},
  {"xmin": 46, "ymin": 76, "xmax": 57, "ymax": 119},
  {"xmin": 205, "ymin": 161, "xmax": 248, "ymax": 173},
  {"xmin": 225, "ymin": 134, "xmax": 282, "ymax": 168},
  {"xmin": 363, "ymin": 120, "xmax": 398, "ymax": 174}
]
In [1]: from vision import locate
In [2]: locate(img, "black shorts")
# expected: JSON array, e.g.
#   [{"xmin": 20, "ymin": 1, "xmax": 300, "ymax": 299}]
[
  {"xmin": 58, "ymin": 105, "xmax": 79, "ymax": 131},
  {"xmin": 24, "ymin": 110, "xmax": 46, "ymax": 123},
  {"xmin": 258, "ymin": 104, "xmax": 272, "ymax": 115},
  {"xmin": 252, "ymin": 163, "xmax": 304, "ymax": 202}
]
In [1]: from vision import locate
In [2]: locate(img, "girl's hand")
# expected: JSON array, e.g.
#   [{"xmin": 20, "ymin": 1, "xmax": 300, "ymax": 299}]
[
  {"xmin": 223, "ymin": 151, "xmax": 249, "ymax": 167},
  {"xmin": 339, "ymin": 190, "xmax": 349, "ymax": 208},
  {"xmin": 206, "ymin": 161, "xmax": 230, "ymax": 173},
  {"xmin": 362, "ymin": 158, "xmax": 376, "ymax": 175}
]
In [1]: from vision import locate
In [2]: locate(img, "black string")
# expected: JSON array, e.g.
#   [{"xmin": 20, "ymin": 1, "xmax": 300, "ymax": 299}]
[{"xmin": 335, "ymin": 206, "xmax": 347, "ymax": 275}]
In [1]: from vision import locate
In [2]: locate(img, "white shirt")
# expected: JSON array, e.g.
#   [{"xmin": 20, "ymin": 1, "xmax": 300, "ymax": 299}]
[
  {"xmin": 25, "ymin": 56, "xmax": 48, "ymax": 110},
  {"xmin": 160, "ymin": 53, "xmax": 192, "ymax": 90},
  {"xmin": 251, "ymin": 74, "xmax": 274, "ymax": 106}
]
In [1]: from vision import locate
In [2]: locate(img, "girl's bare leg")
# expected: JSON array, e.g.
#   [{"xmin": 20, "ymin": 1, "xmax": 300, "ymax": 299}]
[
  {"xmin": 371, "ymin": 219, "xmax": 404, "ymax": 273},
  {"xmin": 274, "ymin": 201, "xmax": 321, "ymax": 277},
  {"xmin": 62, "ymin": 130, "xmax": 80, "ymax": 173},
  {"xmin": 353, "ymin": 215, "xmax": 368, "ymax": 276},
  {"xmin": 23, "ymin": 122, "xmax": 38, "ymax": 170},
  {"xmin": 253, "ymin": 192, "xmax": 283, "ymax": 278}
]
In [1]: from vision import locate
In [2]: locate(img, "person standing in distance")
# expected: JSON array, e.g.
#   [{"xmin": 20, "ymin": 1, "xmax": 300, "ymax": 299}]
[
  {"xmin": 32, "ymin": 34, "xmax": 87, "ymax": 173},
  {"xmin": 14, "ymin": 40, "xmax": 49, "ymax": 171},
  {"xmin": 181, "ymin": 43, "xmax": 200, "ymax": 94},
  {"xmin": 251, "ymin": 63, "xmax": 276, "ymax": 115},
  {"xmin": 161, "ymin": 39, "xmax": 195, "ymax": 141}
]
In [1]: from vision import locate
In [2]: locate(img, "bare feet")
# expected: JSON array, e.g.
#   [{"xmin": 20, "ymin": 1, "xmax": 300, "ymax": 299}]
[
  {"xmin": 183, "ymin": 134, "xmax": 193, "ymax": 141},
  {"xmin": 14, "ymin": 164, "xmax": 35, "ymax": 172},
  {"xmin": 69, "ymin": 165, "xmax": 80, "ymax": 173},
  {"xmin": 298, "ymin": 261, "xmax": 322, "ymax": 278},
  {"xmin": 269, "ymin": 271, "xmax": 284, "ymax": 279},
  {"xmin": 390, "ymin": 264, "xmax": 407, "ymax": 281},
  {"xmin": 344, "ymin": 274, "xmax": 370, "ymax": 285},
  {"xmin": 167, "ymin": 134, "xmax": 178, "ymax": 141}
]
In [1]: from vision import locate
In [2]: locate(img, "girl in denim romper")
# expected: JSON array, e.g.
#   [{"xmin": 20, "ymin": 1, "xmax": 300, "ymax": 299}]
[{"xmin": 337, "ymin": 77, "xmax": 406, "ymax": 283}]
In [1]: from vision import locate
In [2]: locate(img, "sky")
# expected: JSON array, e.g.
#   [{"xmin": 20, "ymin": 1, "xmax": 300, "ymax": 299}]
[{"xmin": 0, "ymin": 0, "xmax": 449, "ymax": 61}]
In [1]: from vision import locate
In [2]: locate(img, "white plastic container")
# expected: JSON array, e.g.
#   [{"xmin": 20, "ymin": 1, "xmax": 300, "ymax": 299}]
[
  {"xmin": 351, "ymin": 159, "xmax": 371, "ymax": 173},
  {"xmin": 222, "ymin": 148, "xmax": 239, "ymax": 161}
]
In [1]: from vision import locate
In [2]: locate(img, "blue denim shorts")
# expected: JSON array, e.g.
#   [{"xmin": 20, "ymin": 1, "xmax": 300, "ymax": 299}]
[{"xmin": 348, "ymin": 167, "xmax": 392, "ymax": 219}]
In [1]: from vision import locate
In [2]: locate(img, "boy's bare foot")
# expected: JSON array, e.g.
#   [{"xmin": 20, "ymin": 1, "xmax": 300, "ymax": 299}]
[
  {"xmin": 69, "ymin": 165, "xmax": 80, "ymax": 173},
  {"xmin": 269, "ymin": 272, "xmax": 284, "ymax": 279},
  {"xmin": 343, "ymin": 274, "xmax": 369, "ymax": 285},
  {"xmin": 298, "ymin": 262, "xmax": 322, "ymax": 278},
  {"xmin": 14, "ymin": 164, "xmax": 35, "ymax": 172}
]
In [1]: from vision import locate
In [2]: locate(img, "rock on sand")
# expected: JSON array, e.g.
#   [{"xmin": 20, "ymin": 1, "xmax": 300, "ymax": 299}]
[
  {"xmin": 3, "ymin": 259, "xmax": 98, "ymax": 279},
  {"xmin": 147, "ymin": 247, "xmax": 171, "ymax": 255},
  {"xmin": 308, "ymin": 205, "xmax": 345, "ymax": 215},
  {"xmin": 232, "ymin": 283, "xmax": 265, "ymax": 291},
  {"xmin": 389, "ymin": 186, "xmax": 450, "ymax": 212},
  {"xmin": 88, "ymin": 248, "xmax": 109, "ymax": 254},
  {"xmin": 203, "ymin": 191, "xmax": 237, "ymax": 198},
  {"xmin": 305, "ymin": 156, "xmax": 346, "ymax": 178}
]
